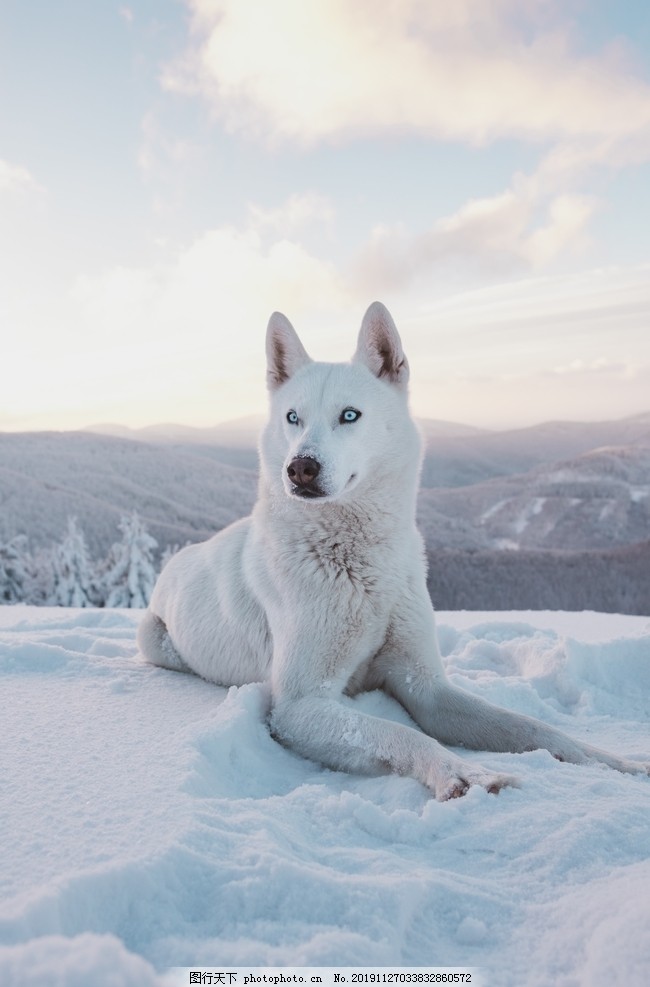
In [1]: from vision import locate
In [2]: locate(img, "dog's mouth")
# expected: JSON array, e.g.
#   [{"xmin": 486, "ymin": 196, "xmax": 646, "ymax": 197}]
[
  {"xmin": 290, "ymin": 486, "xmax": 326, "ymax": 499},
  {"xmin": 287, "ymin": 473, "xmax": 358, "ymax": 501}
]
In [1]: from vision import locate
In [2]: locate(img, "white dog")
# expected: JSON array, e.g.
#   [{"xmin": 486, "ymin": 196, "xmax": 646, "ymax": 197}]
[{"xmin": 138, "ymin": 302, "xmax": 648, "ymax": 799}]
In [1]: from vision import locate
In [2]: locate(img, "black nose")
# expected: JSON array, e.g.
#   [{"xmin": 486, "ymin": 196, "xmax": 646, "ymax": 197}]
[{"xmin": 287, "ymin": 456, "xmax": 321, "ymax": 493}]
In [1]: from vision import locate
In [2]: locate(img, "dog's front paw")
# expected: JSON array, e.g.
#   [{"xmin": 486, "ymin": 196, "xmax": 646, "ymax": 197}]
[{"xmin": 430, "ymin": 761, "xmax": 519, "ymax": 802}]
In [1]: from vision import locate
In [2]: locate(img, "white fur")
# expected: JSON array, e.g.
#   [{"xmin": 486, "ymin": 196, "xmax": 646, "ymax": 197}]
[{"xmin": 138, "ymin": 302, "xmax": 649, "ymax": 800}]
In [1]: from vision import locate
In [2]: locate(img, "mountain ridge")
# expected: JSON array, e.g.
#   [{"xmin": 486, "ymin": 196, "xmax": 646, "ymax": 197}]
[{"xmin": 2, "ymin": 414, "xmax": 649, "ymax": 559}]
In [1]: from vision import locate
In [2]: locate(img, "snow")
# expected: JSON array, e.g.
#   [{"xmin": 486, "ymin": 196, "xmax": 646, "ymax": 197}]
[
  {"xmin": 511, "ymin": 497, "xmax": 547, "ymax": 536},
  {"xmin": 479, "ymin": 499, "xmax": 508, "ymax": 523},
  {"xmin": 1, "ymin": 606, "xmax": 649, "ymax": 987}
]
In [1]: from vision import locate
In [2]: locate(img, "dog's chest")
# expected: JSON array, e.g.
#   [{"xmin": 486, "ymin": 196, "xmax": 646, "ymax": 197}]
[
  {"xmin": 299, "ymin": 520, "xmax": 404, "ymax": 598},
  {"xmin": 307, "ymin": 536, "xmax": 372, "ymax": 583},
  {"xmin": 251, "ymin": 503, "xmax": 410, "ymax": 628}
]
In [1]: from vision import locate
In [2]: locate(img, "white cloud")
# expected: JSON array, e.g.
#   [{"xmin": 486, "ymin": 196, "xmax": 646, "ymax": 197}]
[
  {"xmin": 551, "ymin": 357, "xmax": 628, "ymax": 377},
  {"xmin": 164, "ymin": 0, "xmax": 650, "ymax": 152},
  {"xmin": 69, "ymin": 226, "xmax": 346, "ymax": 363},
  {"xmin": 155, "ymin": 1, "xmax": 650, "ymax": 297},
  {"xmin": 4, "ymin": 247, "xmax": 650, "ymax": 431},
  {"xmin": 401, "ymin": 262, "xmax": 650, "ymax": 426},
  {"xmin": 410, "ymin": 362, "xmax": 650, "ymax": 430},
  {"xmin": 247, "ymin": 192, "xmax": 335, "ymax": 238},
  {"xmin": 0, "ymin": 159, "xmax": 40, "ymax": 195},
  {"xmin": 522, "ymin": 193, "xmax": 596, "ymax": 268},
  {"xmin": 24, "ymin": 213, "xmax": 349, "ymax": 428},
  {"xmin": 353, "ymin": 178, "xmax": 598, "ymax": 290},
  {"xmin": 137, "ymin": 110, "xmax": 203, "ymax": 184}
]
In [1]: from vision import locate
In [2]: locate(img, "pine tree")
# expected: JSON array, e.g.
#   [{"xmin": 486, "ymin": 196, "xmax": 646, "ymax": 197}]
[
  {"xmin": 49, "ymin": 517, "xmax": 95, "ymax": 607},
  {"xmin": 23, "ymin": 546, "xmax": 56, "ymax": 605},
  {"xmin": 0, "ymin": 535, "xmax": 29, "ymax": 603},
  {"xmin": 159, "ymin": 543, "xmax": 179, "ymax": 572},
  {"xmin": 103, "ymin": 511, "xmax": 158, "ymax": 608}
]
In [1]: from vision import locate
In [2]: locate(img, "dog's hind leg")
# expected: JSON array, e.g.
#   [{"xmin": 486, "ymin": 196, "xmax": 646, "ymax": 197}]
[
  {"xmin": 137, "ymin": 610, "xmax": 191, "ymax": 673},
  {"xmin": 392, "ymin": 674, "xmax": 650, "ymax": 777},
  {"xmin": 379, "ymin": 591, "xmax": 649, "ymax": 777}
]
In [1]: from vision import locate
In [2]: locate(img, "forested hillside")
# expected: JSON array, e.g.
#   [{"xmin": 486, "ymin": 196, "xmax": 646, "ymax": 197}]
[
  {"xmin": 427, "ymin": 542, "xmax": 650, "ymax": 614},
  {"xmin": 2, "ymin": 414, "xmax": 649, "ymax": 613}
]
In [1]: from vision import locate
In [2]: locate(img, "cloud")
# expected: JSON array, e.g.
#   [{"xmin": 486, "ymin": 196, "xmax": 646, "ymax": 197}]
[
  {"xmin": 156, "ymin": 1, "xmax": 650, "ymax": 293},
  {"xmin": 247, "ymin": 192, "xmax": 335, "ymax": 238},
  {"xmin": 403, "ymin": 264, "xmax": 650, "ymax": 428},
  {"xmin": 4, "ymin": 226, "xmax": 649, "ymax": 430},
  {"xmin": 0, "ymin": 159, "xmax": 40, "ymax": 196},
  {"xmin": 550, "ymin": 357, "xmax": 630, "ymax": 377},
  {"xmin": 0, "ymin": 185, "xmax": 359, "ymax": 430},
  {"xmin": 411, "ymin": 362, "xmax": 650, "ymax": 430},
  {"xmin": 409, "ymin": 261, "xmax": 650, "ymax": 339},
  {"xmin": 71, "ymin": 223, "xmax": 346, "ymax": 343},
  {"xmin": 38, "ymin": 210, "xmax": 350, "ymax": 427},
  {"xmin": 163, "ymin": 1, "xmax": 650, "ymax": 151},
  {"xmin": 353, "ymin": 178, "xmax": 598, "ymax": 289},
  {"xmin": 137, "ymin": 110, "xmax": 203, "ymax": 189}
]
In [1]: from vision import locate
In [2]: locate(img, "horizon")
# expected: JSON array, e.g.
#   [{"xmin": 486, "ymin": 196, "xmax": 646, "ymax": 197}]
[
  {"xmin": 2, "ymin": 2, "xmax": 650, "ymax": 433},
  {"xmin": 2, "ymin": 404, "xmax": 650, "ymax": 441}
]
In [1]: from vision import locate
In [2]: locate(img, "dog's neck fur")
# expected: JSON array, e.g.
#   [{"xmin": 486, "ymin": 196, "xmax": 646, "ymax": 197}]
[{"xmin": 255, "ymin": 432, "xmax": 422, "ymax": 548}]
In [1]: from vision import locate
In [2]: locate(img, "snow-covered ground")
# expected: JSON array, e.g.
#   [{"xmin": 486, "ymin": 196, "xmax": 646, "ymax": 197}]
[{"xmin": 1, "ymin": 606, "xmax": 649, "ymax": 987}]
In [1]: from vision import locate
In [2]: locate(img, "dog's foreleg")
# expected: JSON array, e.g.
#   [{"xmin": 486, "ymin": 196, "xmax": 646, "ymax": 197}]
[{"xmin": 269, "ymin": 694, "xmax": 518, "ymax": 801}]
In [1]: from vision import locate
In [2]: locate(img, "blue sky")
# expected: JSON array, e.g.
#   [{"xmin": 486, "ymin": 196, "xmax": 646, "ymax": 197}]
[{"xmin": 1, "ymin": 0, "xmax": 650, "ymax": 431}]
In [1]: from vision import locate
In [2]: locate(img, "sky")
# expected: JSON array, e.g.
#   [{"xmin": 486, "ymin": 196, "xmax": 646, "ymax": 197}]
[{"xmin": 1, "ymin": 0, "xmax": 650, "ymax": 433}]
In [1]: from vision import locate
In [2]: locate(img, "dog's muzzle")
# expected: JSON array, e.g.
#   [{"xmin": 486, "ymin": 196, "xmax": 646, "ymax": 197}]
[{"xmin": 286, "ymin": 456, "xmax": 325, "ymax": 498}]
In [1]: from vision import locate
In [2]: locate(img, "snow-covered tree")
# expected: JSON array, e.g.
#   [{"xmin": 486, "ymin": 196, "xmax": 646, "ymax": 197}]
[
  {"xmin": 159, "ymin": 543, "xmax": 179, "ymax": 572},
  {"xmin": 23, "ymin": 546, "xmax": 56, "ymax": 605},
  {"xmin": 102, "ymin": 512, "xmax": 158, "ymax": 608},
  {"xmin": 0, "ymin": 535, "xmax": 30, "ymax": 603},
  {"xmin": 49, "ymin": 517, "xmax": 96, "ymax": 607}
]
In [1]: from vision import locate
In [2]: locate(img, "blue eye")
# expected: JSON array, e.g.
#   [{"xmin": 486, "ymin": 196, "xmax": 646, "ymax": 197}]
[
  {"xmin": 286, "ymin": 410, "xmax": 299, "ymax": 425},
  {"xmin": 340, "ymin": 408, "xmax": 361, "ymax": 424}
]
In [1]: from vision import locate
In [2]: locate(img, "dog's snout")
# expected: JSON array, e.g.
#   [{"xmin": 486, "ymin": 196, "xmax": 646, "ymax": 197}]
[{"xmin": 287, "ymin": 456, "xmax": 321, "ymax": 494}]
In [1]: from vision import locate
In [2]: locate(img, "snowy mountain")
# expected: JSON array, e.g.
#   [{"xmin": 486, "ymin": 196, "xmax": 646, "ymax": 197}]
[
  {"xmin": 3, "ymin": 414, "xmax": 649, "ymax": 556},
  {"xmin": 87, "ymin": 414, "xmax": 265, "ymax": 449},
  {"xmin": 2, "ymin": 415, "xmax": 649, "ymax": 612},
  {"xmin": 87, "ymin": 412, "xmax": 650, "ymax": 489},
  {"xmin": 1, "ymin": 606, "xmax": 649, "ymax": 985},
  {"xmin": 419, "ymin": 412, "xmax": 650, "ymax": 488},
  {"xmin": 419, "ymin": 443, "xmax": 650, "ymax": 552},
  {"xmin": 0, "ymin": 431, "xmax": 256, "ymax": 557}
]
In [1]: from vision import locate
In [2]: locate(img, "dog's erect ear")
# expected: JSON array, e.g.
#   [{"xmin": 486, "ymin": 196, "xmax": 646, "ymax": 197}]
[
  {"xmin": 266, "ymin": 312, "xmax": 312, "ymax": 390},
  {"xmin": 353, "ymin": 302, "xmax": 409, "ymax": 388}
]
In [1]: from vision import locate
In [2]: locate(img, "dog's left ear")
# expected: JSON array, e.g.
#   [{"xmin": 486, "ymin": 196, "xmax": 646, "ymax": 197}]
[
  {"xmin": 353, "ymin": 301, "xmax": 409, "ymax": 388},
  {"xmin": 266, "ymin": 311, "xmax": 312, "ymax": 390}
]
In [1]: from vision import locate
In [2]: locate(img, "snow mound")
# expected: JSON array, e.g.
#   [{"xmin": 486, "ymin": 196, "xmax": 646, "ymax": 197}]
[{"xmin": 1, "ymin": 607, "xmax": 649, "ymax": 986}]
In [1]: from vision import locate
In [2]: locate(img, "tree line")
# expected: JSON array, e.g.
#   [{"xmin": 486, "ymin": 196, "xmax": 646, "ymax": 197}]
[
  {"xmin": 0, "ymin": 512, "xmax": 166, "ymax": 608},
  {"xmin": 426, "ymin": 544, "xmax": 650, "ymax": 615},
  {"xmin": 3, "ymin": 515, "xmax": 649, "ymax": 614}
]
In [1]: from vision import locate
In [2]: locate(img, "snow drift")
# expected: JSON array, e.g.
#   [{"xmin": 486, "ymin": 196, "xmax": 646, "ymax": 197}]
[{"xmin": 1, "ymin": 607, "xmax": 649, "ymax": 987}]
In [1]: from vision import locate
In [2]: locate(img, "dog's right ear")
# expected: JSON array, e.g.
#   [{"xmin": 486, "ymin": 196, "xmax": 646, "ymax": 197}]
[{"xmin": 266, "ymin": 312, "xmax": 312, "ymax": 390}]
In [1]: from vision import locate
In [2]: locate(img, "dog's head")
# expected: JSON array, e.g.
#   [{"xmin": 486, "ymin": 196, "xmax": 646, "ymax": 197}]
[{"xmin": 261, "ymin": 302, "xmax": 419, "ymax": 504}]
